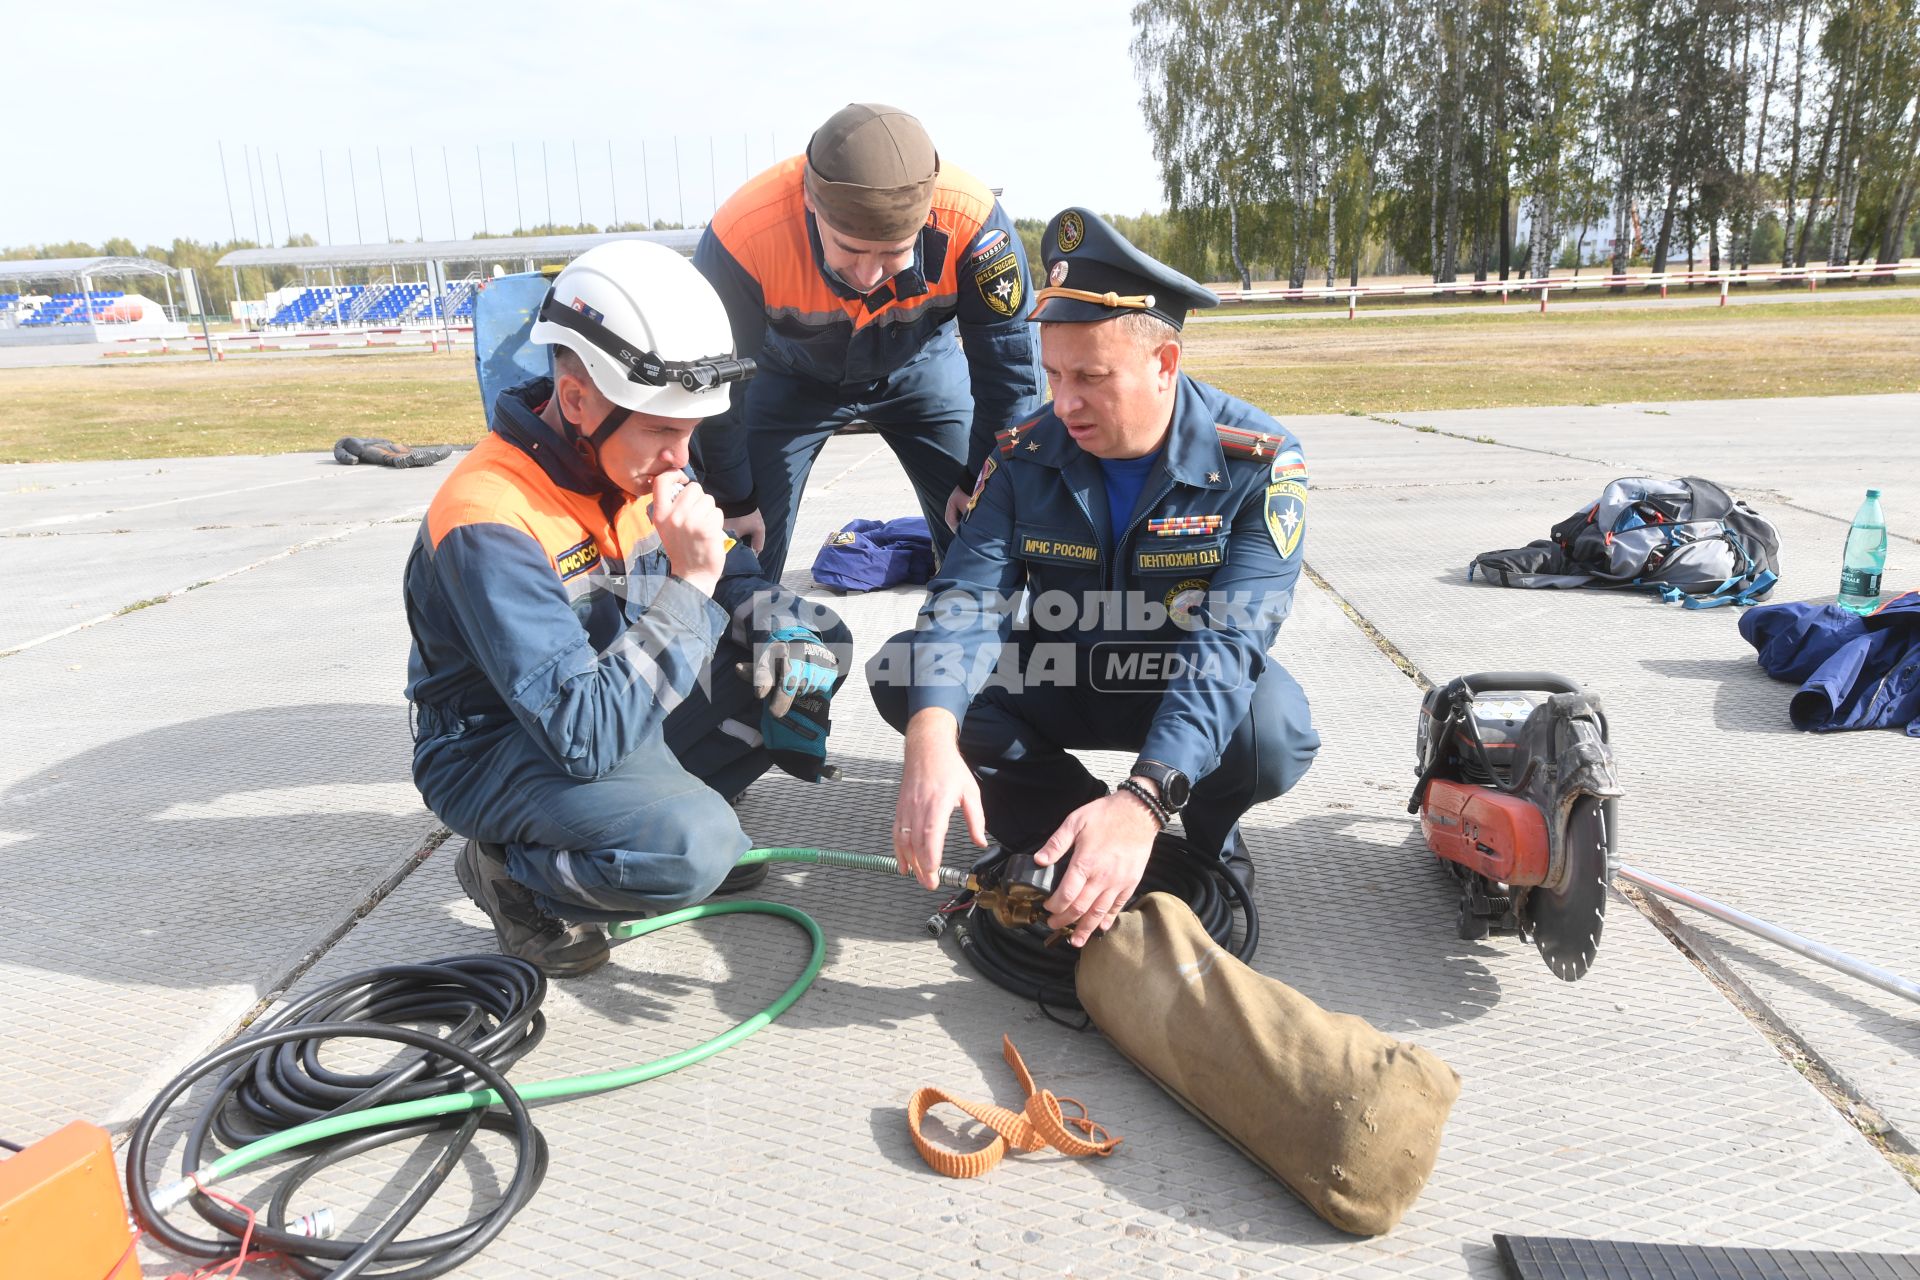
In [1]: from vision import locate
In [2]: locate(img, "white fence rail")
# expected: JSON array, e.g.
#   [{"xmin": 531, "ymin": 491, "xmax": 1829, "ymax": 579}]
[
  {"xmin": 1211, "ymin": 258, "xmax": 1920, "ymax": 316},
  {"xmin": 106, "ymin": 324, "xmax": 474, "ymax": 358}
]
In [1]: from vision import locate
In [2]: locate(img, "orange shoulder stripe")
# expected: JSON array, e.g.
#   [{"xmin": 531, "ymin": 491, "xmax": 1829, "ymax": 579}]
[
  {"xmin": 929, "ymin": 164, "xmax": 997, "ymax": 237},
  {"xmin": 427, "ymin": 436, "xmax": 657, "ymax": 565},
  {"xmin": 715, "ymin": 155, "xmax": 1007, "ymax": 326},
  {"xmin": 711, "ymin": 158, "xmax": 845, "ymax": 319}
]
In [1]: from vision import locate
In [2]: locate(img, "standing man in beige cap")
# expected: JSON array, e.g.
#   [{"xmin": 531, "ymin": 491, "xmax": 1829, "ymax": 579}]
[{"xmin": 691, "ymin": 103, "xmax": 1044, "ymax": 580}]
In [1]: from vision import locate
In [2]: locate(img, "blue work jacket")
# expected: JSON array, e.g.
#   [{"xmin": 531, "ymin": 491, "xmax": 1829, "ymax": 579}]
[
  {"xmin": 903, "ymin": 374, "xmax": 1308, "ymax": 782},
  {"xmin": 403, "ymin": 379, "xmax": 811, "ymax": 782},
  {"xmin": 692, "ymin": 157, "xmax": 1043, "ymax": 508},
  {"xmin": 1739, "ymin": 590, "xmax": 1920, "ymax": 734}
]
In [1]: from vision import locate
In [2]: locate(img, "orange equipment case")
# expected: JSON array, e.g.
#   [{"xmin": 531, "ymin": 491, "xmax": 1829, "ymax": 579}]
[{"xmin": 0, "ymin": 1120, "xmax": 142, "ymax": 1280}]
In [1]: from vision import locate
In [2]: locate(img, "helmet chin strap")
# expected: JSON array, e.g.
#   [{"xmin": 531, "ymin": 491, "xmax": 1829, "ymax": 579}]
[{"xmin": 555, "ymin": 392, "xmax": 632, "ymax": 478}]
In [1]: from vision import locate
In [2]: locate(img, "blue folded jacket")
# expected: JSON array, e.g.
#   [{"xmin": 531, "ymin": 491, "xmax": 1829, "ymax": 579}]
[
  {"xmin": 1738, "ymin": 590, "xmax": 1920, "ymax": 734},
  {"xmin": 811, "ymin": 517, "xmax": 936, "ymax": 592}
]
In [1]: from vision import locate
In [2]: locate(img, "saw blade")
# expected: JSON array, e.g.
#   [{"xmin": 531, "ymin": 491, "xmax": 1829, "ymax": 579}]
[{"xmin": 1527, "ymin": 796, "xmax": 1611, "ymax": 981}]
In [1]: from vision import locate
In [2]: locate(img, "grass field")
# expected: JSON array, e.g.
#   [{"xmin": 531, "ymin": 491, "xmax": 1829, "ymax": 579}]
[
  {"xmin": 1, "ymin": 296, "xmax": 1915, "ymax": 464},
  {"xmin": 1182, "ymin": 296, "xmax": 1920, "ymax": 415},
  {"xmin": 1199, "ymin": 273, "xmax": 1912, "ymax": 315},
  {"xmin": 0, "ymin": 352, "xmax": 480, "ymax": 463}
]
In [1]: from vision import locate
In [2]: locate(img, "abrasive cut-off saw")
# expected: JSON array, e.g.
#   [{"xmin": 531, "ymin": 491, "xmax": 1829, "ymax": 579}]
[{"xmin": 1409, "ymin": 672, "xmax": 1622, "ymax": 981}]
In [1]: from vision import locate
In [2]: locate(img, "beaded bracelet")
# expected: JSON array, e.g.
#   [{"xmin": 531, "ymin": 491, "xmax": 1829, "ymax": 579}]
[{"xmin": 1115, "ymin": 778, "xmax": 1170, "ymax": 830}]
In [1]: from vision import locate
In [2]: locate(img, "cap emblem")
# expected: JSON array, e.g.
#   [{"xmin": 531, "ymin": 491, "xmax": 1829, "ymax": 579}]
[
  {"xmin": 1057, "ymin": 211, "xmax": 1085, "ymax": 253},
  {"xmin": 1048, "ymin": 260, "xmax": 1070, "ymax": 286}
]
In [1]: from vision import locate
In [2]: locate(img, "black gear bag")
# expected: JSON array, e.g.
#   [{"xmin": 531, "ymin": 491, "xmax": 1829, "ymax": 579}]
[{"xmin": 1471, "ymin": 475, "xmax": 1780, "ymax": 609}]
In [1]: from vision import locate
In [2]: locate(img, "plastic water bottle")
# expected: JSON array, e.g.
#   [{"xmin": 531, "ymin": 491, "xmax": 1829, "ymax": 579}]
[{"xmin": 1837, "ymin": 488, "xmax": 1888, "ymax": 614}]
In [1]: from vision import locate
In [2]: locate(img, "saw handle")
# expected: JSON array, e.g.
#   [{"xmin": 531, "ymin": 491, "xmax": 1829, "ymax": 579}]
[
  {"xmin": 1454, "ymin": 672, "xmax": 1584, "ymax": 696},
  {"xmin": 1408, "ymin": 672, "xmax": 1590, "ymax": 814}
]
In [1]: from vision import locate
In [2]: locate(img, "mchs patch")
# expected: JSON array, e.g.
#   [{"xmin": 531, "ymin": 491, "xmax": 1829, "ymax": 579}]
[
  {"xmin": 554, "ymin": 537, "xmax": 602, "ymax": 580},
  {"xmin": 974, "ymin": 252, "xmax": 1024, "ymax": 318}
]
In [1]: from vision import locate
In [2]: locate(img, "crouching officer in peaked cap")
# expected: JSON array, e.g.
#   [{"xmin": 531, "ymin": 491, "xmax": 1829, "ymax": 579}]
[{"xmin": 867, "ymin": 209, "xmax": 1320, "ymax": 947}]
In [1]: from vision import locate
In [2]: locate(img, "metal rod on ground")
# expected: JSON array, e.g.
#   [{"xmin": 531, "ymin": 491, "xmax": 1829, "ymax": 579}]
[{"xmin": 1617, "ymin": 863, "xmax": 1920, "ymax": 1007}]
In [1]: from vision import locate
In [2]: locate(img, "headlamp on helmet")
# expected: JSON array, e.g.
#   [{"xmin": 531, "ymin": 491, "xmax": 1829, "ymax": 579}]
[{"xmin": 538, "ymin": 291, "xmax": 757, "ymax": 395}]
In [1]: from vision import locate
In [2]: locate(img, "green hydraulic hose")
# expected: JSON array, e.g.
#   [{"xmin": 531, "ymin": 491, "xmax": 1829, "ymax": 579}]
[
  {"xmin": 730, "ymin": 845, "xmax": 934, "ymax": 878},
  {"xmin": 732, "ymin": 845, "xmax": 967, "ymax": 889},
  {"xmin": 149, "ymin": 848, "xmax": 911, "ymax": 1210}
]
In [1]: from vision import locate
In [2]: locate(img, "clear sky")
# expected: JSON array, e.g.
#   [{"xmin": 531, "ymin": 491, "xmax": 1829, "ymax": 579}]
[{"xmin": 0, "ymin": 1, "xmax": 1168, "ymax": 250}]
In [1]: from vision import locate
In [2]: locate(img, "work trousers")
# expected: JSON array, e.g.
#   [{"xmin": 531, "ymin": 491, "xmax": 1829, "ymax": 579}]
[
  {"xmin": 415, "ymin": 625, "xmax": 850, "ymax": 923},
  {"xmin": 724, "ymin": 335, "xmax": 974, "ymax": 580}
]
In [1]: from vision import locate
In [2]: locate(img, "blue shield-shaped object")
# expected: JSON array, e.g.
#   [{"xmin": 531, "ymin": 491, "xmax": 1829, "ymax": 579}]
[{"xmin": 473, "ymin": 272, "xmax": 554, "ymax": 428}]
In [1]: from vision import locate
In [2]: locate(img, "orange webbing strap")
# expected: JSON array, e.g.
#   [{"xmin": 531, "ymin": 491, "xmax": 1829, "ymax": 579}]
[{"xmin": 908, "ymin": 1036, "xmax": 1122, "ymax": 1178}]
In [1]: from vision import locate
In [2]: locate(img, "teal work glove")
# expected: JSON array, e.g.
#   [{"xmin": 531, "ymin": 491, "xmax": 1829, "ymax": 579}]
[
  {"xmin": 763, "ymin": 689, "xmax": 832, "ymax": 783},
  {"xmin": 737, "ymin": 626, "xmax": 839, "ymax": 717}
]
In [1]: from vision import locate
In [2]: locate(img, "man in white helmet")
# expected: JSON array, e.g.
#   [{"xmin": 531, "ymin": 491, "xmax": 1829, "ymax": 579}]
[{"xmin": 403, "ymin": 240, "xmax": 850, "ymax": 976}]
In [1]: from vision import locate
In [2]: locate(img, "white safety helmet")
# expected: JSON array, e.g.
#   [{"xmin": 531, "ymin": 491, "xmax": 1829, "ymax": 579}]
[{"xmin": 529, "ymin": 240, "xmax": 749, "ymax": 424}]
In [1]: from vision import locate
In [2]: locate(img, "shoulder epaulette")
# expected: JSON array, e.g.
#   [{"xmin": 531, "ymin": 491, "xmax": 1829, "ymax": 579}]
[
  {"xmin": 1214, "ymin": 422, "xmax": 1287, "ymax": 461},
  {"xmin": 997, "ymin": 412, "xmax": 1048, "ymax": 456}
]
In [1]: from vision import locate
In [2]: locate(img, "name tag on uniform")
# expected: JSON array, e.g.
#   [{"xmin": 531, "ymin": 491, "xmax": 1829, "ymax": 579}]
[
  {"xmin": 1015, "ymin": 524, "xmax": 1101, "ymax": 566},
  {"xmin": 1135, "ymin": 534, "xmax": 1227, "ymax": 574}
]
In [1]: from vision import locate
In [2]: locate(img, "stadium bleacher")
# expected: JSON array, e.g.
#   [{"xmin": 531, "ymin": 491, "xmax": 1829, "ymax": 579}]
[
  {"xmin": 359, "ymin": 282, "xmax": 429, "ymax": 324},
  {"xmin": 18, "ymin": 291, "xmax": 126, "ymax": 326},
  {"xmin": 267, "ymin": 287, "xmax": 343, "ymax": 327},
  {"xmin": 258, "ymin": 280, "xmax": 479, "ymax": 328}
]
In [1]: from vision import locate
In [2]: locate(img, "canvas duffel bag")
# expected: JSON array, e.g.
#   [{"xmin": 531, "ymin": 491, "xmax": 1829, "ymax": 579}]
[{"xmin": 1077, "ymin": 893, "xmax": 1460, "ymax": 1236}]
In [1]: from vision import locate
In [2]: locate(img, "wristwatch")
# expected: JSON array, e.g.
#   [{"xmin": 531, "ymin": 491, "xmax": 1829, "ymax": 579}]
[{"xmin": 1129, "ymin": 759, "xmax": 1191, "ymax": 813}]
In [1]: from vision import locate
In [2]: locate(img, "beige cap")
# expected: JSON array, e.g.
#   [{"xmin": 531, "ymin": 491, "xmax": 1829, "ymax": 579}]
[{"xmin": 803, "ymin": 103, "xmax": 940, "ymax": 243}]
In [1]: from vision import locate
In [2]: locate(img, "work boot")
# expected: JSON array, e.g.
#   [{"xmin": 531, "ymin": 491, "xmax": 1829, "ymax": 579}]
[
  {"xmin": 713, "ymin": 787, "xmax": 768, "ymax": 894},
  {"xmin": 1221, "ymin": 826, "xmax": 1257, "ymax": 893},
  {"xmin": 454, "ymin": 839, "xmax": 609, "ymax": 977},
  {"xmin": 713, "ymin": 857, "xmax": 769, "ymax": 895}
]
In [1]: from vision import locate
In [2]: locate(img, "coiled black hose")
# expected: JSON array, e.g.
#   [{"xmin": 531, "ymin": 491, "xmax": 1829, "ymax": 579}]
[
  {"xmin": 126, "ymin": 955, "xmax": 551, "ymax": 1280},
  {"xmin": 950, "ymin": 832, "xmax": 1258, "ymax": 1017}
]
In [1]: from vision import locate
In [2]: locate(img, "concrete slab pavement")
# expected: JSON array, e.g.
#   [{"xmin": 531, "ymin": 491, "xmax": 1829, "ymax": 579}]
[
  {"xmin": 3, "ymin": 407, "xmax": 1915, "ymax": 1277},
  {"xmin": 1, "ymin": 453, "xmax": 454, "ymax": 651},
  {"xmin": 1296, "ymin": 395, "xmax": 1920, "ymax": 1156}
]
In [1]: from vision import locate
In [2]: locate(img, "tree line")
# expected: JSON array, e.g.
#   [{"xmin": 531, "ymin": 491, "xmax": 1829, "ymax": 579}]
[{"xmin": 1130, "ymin": 0, "xmax": 1920, "ymax": 287}]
